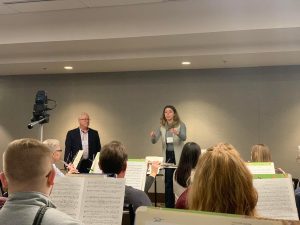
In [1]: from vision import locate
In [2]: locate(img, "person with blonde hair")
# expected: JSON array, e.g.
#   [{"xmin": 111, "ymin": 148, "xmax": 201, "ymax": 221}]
[
  {"xmin": 251, "ymin": 144, "xmax": 285, "ymax": 174},
  {"xmin": 0, "ymin": 138, "xmax": 82, "ymax": 225},
  {"xmin": 188, "ymin": 143, "xmax": 257, "ymax": 216},
  {"xmin": 251, "ymin": 144, "xmax": 272, "ymax": 162}
]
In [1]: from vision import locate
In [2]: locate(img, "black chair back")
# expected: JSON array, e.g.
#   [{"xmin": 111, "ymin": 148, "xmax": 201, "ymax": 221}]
[
  {"xmin": 292, "ymin": 178, "xmax": 299, "ymax": 190},
  {"xmin": 122, "ymin": 203, "xmax": 135, "ymax": 225}
]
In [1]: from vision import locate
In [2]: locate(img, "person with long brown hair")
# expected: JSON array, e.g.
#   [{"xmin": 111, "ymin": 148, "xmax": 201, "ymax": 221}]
[
  {"xmin": 188, "ymin": 143, "xmax": 257, "ymax": 216},
  {"xmin": 150, "ymin": 105, "xmax": 186, "ymax": 208},
  {"xmin": 251, "ymin": 144, "xmax": 285, "ymax": 174},
  {"xmin": 251, "ymin": 144, "xmax": 272, "ymax": 162}
]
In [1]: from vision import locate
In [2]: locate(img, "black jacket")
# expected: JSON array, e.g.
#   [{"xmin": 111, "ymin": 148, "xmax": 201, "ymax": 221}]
[{"xmin": 64, "ymin": 127, "xmax": 101, "ymax": 163}]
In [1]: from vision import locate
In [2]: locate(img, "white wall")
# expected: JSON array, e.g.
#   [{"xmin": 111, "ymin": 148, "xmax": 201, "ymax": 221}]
[{"xmin": 1, "ymin": 66, "xmax": 300, "ymax": 177}]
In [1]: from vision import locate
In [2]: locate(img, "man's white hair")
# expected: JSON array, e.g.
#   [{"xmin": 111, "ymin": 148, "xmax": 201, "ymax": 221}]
[{"xmin": 43, "ymin": 139, "xmax": 61, "ymax": 152}]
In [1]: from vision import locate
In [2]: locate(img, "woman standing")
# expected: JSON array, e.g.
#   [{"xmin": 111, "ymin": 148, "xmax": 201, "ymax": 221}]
[{"xmin": 150, "ymin": 105, "xmax": 186, "ymax": 208}]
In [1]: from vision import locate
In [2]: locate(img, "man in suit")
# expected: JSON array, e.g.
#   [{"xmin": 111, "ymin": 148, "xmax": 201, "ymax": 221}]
[{"xmin": 65, "ymin": 112, "xmax": 101, "ymax": 173}]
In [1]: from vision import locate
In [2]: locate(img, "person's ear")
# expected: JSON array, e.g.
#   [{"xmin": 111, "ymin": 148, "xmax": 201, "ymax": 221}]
[
  {"xmin": 46, "ymin": 169, "xmax": 56, "ymax": 186},
  {"xmin": 0, "ymin": 172, "xmax": 8, "ymax": 188}
]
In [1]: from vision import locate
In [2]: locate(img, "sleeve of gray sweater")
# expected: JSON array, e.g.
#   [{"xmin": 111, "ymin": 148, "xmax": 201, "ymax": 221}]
[
  {"xmin": 177, "ymin": 122, "xmax": 187, "ymax": 141},
  {"xmin": 144, "ymin": 176, "xmax": 155, "ymax": 192},
  {"xmin": 151, "ymin": 128, "xmax": 161, "ymax": 144}
]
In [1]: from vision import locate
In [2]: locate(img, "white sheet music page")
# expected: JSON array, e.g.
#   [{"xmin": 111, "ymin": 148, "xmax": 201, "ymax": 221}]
[
  {"xmin": 72, "ymin": 150, "xmax": 84, "ymax": 169},
  {"xmin": 80, "ymin": 177, "xmax": 125, "ymax": 225},
  {"xmin": 89, "ymin": 152, "xmax": 102, "ymax": 174},
  {"xmin": 51, "ymin": 175, "xmax": 125, "ymax": 225},
  {"xmin": 253, "ymin": 174, "xmax": 298, "ymax": 220},
  {"xmin": 246, "ymin": 162, "xmax": 276, "ymax": 174},
  {"xmin": 135, "ymin": 207, "xmax": 282, "ymax": 225},
  {"xmin": 50, "ymin": 176, "xmax": 84, "ymax": 219},
  {"xmin": 125, "ymin": 159, "xmax": 147, "ymax": 190}
]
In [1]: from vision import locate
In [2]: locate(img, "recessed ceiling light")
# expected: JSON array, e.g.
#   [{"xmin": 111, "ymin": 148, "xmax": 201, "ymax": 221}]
[
  {"xmin": 64, "ymin": 66, "xmax": 73, "ymax": 70},
  {"xmin": 181, "ymin": 61, "xmax": 191, "ymax": 65}
]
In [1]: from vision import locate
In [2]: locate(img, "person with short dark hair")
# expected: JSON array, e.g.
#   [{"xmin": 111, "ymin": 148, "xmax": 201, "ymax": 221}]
[
  {"xmin": 0, "ymin": 138, "xmax": 82, "ymax": 225},
  {"xmin": 99, "ymin": 141, "xmax": 152, "ymax": 212}
]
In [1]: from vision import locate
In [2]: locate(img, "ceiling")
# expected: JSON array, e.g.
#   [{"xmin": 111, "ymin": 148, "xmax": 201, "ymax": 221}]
[{"xmin": 1, "ymin": 0, "xmax": 300, "ymax": 75}]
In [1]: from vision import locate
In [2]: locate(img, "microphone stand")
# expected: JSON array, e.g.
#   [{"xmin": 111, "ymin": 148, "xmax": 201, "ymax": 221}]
[
  {"xmin": 27, "ymin": 117, "xmax": 47, "ymax": 141},
  {"xmin": 40, "ymin": 123, "xmax": 44, "ymax": 142}
]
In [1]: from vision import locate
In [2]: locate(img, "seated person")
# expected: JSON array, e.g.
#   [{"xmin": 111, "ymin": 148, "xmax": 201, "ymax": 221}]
[
  {"xmin": 175, "ymin": 188, "xmax": 189, "ymax": 209},
  {"xmin": 251, "ymin": 144, "xmax": 285, "ymax": 174},
  {"xmin": 295, "ymin": 187, "xmax": 300, "ymax": 219},
  {"xmin": 98, "ymin": 141, "xmax": 152, "ymax": 211},
  {"xmin": 173, "ymin": 142, "xmax": 201, "ymax": 202},
  {"xmin": 0, "ymin": 138, "xmax": 82, "ymax": 225},
  {"xmin": 176, "ymin": 143, "xmax": 240, "ymax": 210},
  {"xmin": 188, "ymin": 143, "xmax": 257, "ymax": 216},
  {"xmin": 43, "ymin": 139, "xmax": 78, "ymax": 176}
]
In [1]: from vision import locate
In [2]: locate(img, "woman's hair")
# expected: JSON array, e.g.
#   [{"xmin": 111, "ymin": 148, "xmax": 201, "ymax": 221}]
[
  {"xmin": 160, "ymin": 105, "xmax": 181, "ymax": 127},
  {"xmin": 251, "ymin": 144, "xmax": 272, "ymax": 162},
  {"xmin": 206, "ymin": 142, "xmax": 240, "ymax": 157},
  {"xmin": 175, "ymin": 142, "xmax": 201, "ymax": 187},
  {"xmin": 188, "ymin": 143, "xmax": 257, "ymax": 216}
]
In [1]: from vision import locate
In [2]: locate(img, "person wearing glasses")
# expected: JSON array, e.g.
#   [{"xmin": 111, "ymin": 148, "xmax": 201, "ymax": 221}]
[
  {"xmin": 43, "ymin": 139, "xmax": 78, "ymax": 176},
  {"xmin": 65, "ymin": 112, "xmax": 101, "ymax": 173}
]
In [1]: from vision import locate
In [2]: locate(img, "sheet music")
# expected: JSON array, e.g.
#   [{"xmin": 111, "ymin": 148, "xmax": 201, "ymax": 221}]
[
  {"xmin": 144, "ymin": 219, "xmax": 279, "ymax": 225},
  {"xmin": 51, "ymin": 175, "xmax": 125, "ymax": 225},
  {"xmin": 50, "ymin": 176, "xmax": 84, "ymax": 218},
  {"xmin": 89, "ymin": 152, "xmax": 102, "ymax": 174},
  {"xmin": 253, "ymin": 174, "xmax": 298, "ymax": 220},
  {"xmin": 200, "ymin": 149, "xmax": 207, "ymax": 154},
  {"xmin": 73, "ymin": 150, "xmax": 84, "ymax": 169},
  {"xmin": 80, "ymin": 177, "xmax": 125, "ymax": 225},
  {"xmin": 125, "ymin": 159, "xmax": 147, "ymax": 190},
  {"xmin": 246, "ymin": 162, "xmax": 276, "ymax": 174},
  {"xmin": 135, "ymin": 207, "xmax": 282, "ymax": 225}
]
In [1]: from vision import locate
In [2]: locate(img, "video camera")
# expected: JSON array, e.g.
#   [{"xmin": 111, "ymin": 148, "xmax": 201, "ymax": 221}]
[{"xmin": 28, "ymin": 90, "xmax": 56, "ymax": 129}]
